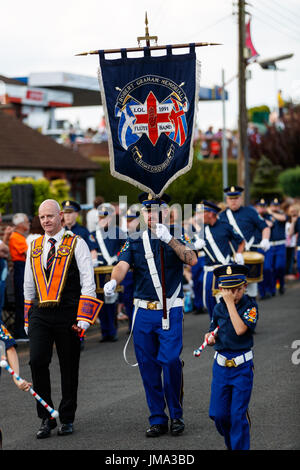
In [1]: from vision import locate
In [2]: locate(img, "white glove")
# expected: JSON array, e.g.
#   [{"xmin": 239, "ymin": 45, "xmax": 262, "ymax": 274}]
[
  {"xmin": 77, "ymin": 320, "xmax": 90, "ymax": 331},
  {"xmin": 260, "ymin": 238, "xmax": 270, "ymax": 252},
  {"xmin": 156, "ymin": 223, "xmax": 172, "ymax": 244},
  {"xmin": 193, "ymin": 238, "xmax": 206, "ymax": 250},
  {"xmin": 234, "ymin": 252, "xmax": 245, "ymax": 265},
  {"xmin": 92, "ymin": 258, "xmax": 99, "ymax": 267},
  {"xmin": 24, "ymin": 326, "xmax": 28, "ymax": 336},
  {"xmin": 104, "ymin": 279, "xmax": 117, "ymax": 297}
]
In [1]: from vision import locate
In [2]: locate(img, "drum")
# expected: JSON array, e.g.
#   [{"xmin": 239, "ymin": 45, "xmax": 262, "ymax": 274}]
[
  {"xmin": 242, "ymin": 251, "xmax": 265, "ymax": 283},
  {"xmin": 94, "ymin": 266, "xmax": 124, "ymax": 294}
]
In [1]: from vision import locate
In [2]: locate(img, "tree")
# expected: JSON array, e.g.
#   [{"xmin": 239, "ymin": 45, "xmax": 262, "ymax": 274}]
[{"xmin": 250, "ymin": 155, "xmax": 283, "ymax": 202}]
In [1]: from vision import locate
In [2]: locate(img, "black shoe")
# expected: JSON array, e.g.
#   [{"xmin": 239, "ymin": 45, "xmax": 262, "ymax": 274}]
[
  {"xmin": 99, "ymin": 335, "xmax": 118, "ymax": 343},
  {"xmin": 193, "ymin": 308, "xmax": 205, "ymax": 315},
  {"xmin": 57, "ymin": 423, "xmax": 73, "ymax": 436},
  {"xmin": 170, "ymin": 418, "xmax": 185, "ymax": 436},
  {"xmin": 36, "ymin": 418, "xmax": 57, "ymax": 439},
  {"xmin": 146, "ymin": 424, "xmax": 168, "ymax": 437}
]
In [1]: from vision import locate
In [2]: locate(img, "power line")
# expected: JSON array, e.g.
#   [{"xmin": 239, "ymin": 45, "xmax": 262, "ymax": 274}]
[
  {"xmin": 252, "ymin": 13, "xmax": 300, "ymax": 44},
  {"xmin": 251, "ymin": 2, "xmax": 300, "ymax": 39},
  {"xmin": 271, "ymin": 0, "xmax": 300, "ymax": 22},
  {"xmin": 261, "ymin": 0, "xmax": 300, "ymax": 27},
  {"xmin": 259, "ymin": 0, "xmax": 300, "ymax": 32},
  {"xmin": 179, "ymin": 14, "xmax": 233, "ymax": 43}
]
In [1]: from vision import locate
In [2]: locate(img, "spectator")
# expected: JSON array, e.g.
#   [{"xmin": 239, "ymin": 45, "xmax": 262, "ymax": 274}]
[
  {"xmin": 210, "ymin": 139, "xmax": 221, "ymax": 159},
  {"xmin": 8, "ymin": 213, "xmax": 30, "ymax": 340},
  {"xmin": 286, "ymin": 204, "xmax": 299, "ymax": 278},
  {"xmin": 0, "ymin": 214, "xmax": 12, "ymax": 322}
]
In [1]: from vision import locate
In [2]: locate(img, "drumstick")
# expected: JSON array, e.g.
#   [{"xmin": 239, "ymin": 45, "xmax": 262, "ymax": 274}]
[
  {"xmin": 0, "ymin": 359, "xmax": 59, "ymax": 418},
  {"xmin": 193, "ymin": 326, "xmax": 219, "ymax": 357}
]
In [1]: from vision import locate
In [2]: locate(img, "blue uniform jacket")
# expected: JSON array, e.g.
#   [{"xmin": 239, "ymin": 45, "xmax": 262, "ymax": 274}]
[
  {"xmin": 204, "ymin": 219, "xmax": 243, "ymax": 266},
  {"xmin": 209, "ymin": 295, "xmax": 258, "ymax": 352},
  {"xmin": 118, "ymin": 226, "xmax": 190, "ymax": 301},
  {"xmin": 219, "ymin": 206, "xmax": 267, "ymax": 248},
  {"xmin": 93, "ymin": 226, "xmax": 126, "ymax": 266},
  {"xmin": 68, "ymin": 222, "xmax": 97, "ymax": 251},
  {"xmin": 270, "ymin": 215, "xmax": 287, "ymax": 241}
]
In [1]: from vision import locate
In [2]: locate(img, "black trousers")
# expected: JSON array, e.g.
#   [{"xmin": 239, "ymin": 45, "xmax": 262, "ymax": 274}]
[{"xmin": 28, "ymin": 305, "xmax": 81, "ymax": 423}]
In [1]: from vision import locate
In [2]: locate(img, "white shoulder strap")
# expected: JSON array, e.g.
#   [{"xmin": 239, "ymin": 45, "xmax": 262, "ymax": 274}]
[
  {"xmin": 142, "ymin": 231, "xmax": 163, "ymax": 304},
  {"xmin": 96, "ymin": 229, "xmax": 118, "ymax": 265},
  {"xmin": 205, "ymin": 226, "xmax": 229, "ymax": 264},
  {"xmin": 226, "ymin": 209, "xmax": 254, "ymax": 251}
]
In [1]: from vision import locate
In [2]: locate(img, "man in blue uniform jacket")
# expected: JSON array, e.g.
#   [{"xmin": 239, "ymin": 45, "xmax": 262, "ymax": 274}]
[
  {"xmin": 104, "ymin": 193, "xmax": 198, "ymax": 438},
  {"xmin": 62, "ymin": 200, "xmax": 98, "ymax": 262},
  {"xmin": 219, "ymin": 186, "xmax": 270, "ymax": 299},
  {"xmin": 267, "ymin": 198, "xmax": 287, "ymax": 295},
  {"xmin": 204, "ymin": 263, "xmax": 258, "ymax": 450},
  {"xmin": 92, "ymin": 203, "xmax": 126, "ymax": 342}
]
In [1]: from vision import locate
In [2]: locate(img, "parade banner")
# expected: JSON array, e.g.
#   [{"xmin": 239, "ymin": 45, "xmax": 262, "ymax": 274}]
[{"xmin": 98, "ymin": 45, "xmax": 200, "ymax": 197}]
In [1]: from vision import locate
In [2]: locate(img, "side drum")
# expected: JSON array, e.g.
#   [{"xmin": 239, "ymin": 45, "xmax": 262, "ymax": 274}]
[{"xmin": 242, "ymin": 251, "xmax": 265, "ymax": 283}]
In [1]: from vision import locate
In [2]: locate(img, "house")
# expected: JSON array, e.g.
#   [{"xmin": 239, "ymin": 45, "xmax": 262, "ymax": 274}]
[{"xmin": 0, "ymin": 109, "xmax": 100, "ymax": 206}]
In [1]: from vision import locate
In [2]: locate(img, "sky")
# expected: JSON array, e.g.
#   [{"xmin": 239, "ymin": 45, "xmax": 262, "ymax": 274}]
[{"xmin": 1, "ymin": 0, "xmax": 299, "ymax": 132}]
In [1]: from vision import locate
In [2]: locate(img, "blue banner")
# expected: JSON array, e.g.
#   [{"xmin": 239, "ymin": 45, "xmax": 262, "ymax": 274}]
[{"xmin": 98, "ymin": 46, "xmax": 200, "ymax": 197}]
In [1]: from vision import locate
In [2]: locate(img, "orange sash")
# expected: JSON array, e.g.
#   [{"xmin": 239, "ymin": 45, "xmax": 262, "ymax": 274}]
[{"xmin": 31, "ymin": 234, "xmax": 77, "ymax": 306}]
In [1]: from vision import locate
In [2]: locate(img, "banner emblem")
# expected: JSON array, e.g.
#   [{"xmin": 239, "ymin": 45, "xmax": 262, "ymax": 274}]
[{"xmin": 116, "ymin": 79, "xmax": 188, "ymax": 149}]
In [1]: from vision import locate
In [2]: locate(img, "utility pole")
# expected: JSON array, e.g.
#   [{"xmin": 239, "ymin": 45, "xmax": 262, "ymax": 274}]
[
  {"xmin": 221, "ymin": 69, "xmax": 228, "ymax": 199},
  {"xmin": 238, "ymin": 0, "xmax": 250, "ymax": 204}
]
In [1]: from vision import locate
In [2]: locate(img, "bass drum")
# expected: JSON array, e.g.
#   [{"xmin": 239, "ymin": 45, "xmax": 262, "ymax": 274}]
[{"xmin": 242, "ymin": 251, "xmax": 264, "ymax": 283}]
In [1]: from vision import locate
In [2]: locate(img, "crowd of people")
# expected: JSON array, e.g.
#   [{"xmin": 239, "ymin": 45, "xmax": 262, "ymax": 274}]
[{"xmin": 0, "ymin": 188, "xmax": 299, "ymax": 449}]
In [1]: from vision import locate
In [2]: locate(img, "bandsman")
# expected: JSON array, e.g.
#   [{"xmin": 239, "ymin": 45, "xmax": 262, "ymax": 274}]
[
  {"xmin": 92, "ymin": 202, "xmax": 126, "ymax": 342},
  {"xmin": 219, "ymin": 186, "xmax": 270, "ymax": 299},
  {"xmin": 103, "ymin": 193, "xmax": 197, "ymax": 437}
]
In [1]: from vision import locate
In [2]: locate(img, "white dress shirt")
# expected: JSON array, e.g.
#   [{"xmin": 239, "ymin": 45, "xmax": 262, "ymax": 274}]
[{"xmin": 24, "ymin": 228, "xmax": 96, "ymax": 301}]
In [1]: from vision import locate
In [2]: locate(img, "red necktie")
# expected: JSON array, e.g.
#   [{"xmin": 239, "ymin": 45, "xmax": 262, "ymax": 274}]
[{"xmin": 46, "ymin": 238, "xmax": 56, "ymax": 277}]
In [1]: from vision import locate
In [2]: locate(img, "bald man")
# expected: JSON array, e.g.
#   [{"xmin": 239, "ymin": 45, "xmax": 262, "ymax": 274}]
[{"xmin": 24, "ymin": 199, "xmax": 102, "ymax": 439}]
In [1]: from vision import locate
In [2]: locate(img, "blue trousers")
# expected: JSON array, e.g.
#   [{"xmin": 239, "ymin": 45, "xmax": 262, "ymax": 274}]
[
  {"xmin": 258, "ymin": 248, "xmax": 273, "ymax": 298},
  {"xmin": 99, "ymin": 302, "xmax": 117, "ymax": 338},
  {"xmin": 191, "ymin": 256, "xmax": 205, "ymax": 311},
  {"xmin": 209, "ymin": 353, "xmax": 254, "ymax": 450},
  {"xmin": 297, "ymin": 249, "xmax": 300, "ymax": 274},
  {"xmin": 133, "ymin": 306, "xmax": 183, "ymax": 426},
  {"xmin": 270, "ymin": 244, "xmax": 286, "ymax": 293},
  {"xmin": 201, "ymin": 270, "xmax": 216, "ymax": 319}
]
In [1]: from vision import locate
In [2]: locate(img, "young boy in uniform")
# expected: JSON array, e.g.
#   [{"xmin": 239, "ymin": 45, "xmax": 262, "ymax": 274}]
[{"xmin": 204, "ymin": 264, "xmax": 258, "ymax": 450}]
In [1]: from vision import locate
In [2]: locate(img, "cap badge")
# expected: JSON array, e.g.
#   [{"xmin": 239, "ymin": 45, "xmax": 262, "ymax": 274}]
[{"xmin": 226, "ymin": 266, "xmax": 232, "ymax": 275}]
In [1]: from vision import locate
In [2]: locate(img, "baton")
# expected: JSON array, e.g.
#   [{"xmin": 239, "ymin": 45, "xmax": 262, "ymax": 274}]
[
  {"xmin": 193, "ymin": 326, "xmax": 219, "ymax": 357},
  {"xmin": 0, "ymin": 357, "xmax": 59, "ymax": 419}
]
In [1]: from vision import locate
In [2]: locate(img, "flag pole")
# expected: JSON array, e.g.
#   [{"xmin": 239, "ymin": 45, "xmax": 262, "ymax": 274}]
[{"xmin": 75, "ymin": 41, "xmax": 221, "ymax": 56}]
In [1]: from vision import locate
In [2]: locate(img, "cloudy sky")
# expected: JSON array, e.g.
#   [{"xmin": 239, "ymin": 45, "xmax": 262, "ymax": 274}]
[{"xmin": 1, "ymin": 0, "xmax": 299, "ymax": 132}]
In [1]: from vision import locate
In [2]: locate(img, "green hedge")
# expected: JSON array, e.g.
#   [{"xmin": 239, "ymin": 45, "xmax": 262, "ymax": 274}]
[
  {"xmin": 279, "ymin": 166, "xmax": 300, "ymax": 197},
  {"xmin": 0, "ymin": 178, "xmax": 70, "ymax": 215},
  {"xmin": 95, "ymin": 158, "xmax": 237, "ymax": 205}
]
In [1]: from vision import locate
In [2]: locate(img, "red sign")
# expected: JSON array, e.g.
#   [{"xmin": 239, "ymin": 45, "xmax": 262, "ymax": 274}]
[{"xmin": 26, "ymin": 89, "xmax": 44, "ymax": 102}]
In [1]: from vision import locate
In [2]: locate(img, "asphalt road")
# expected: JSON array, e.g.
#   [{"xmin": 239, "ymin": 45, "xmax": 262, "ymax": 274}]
[{"xmin": 0, "ymin": 281, "xmax": 300, "ymax": 454}]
